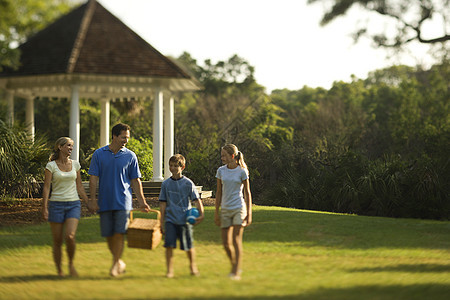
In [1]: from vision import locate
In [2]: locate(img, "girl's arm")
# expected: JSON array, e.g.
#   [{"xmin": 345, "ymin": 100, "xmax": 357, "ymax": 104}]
[
  {"xmin": 243, "ymin": 178, "xmax": 252, "ymax": 226},
  {"xmin": 41, "ymin": 169, "xmax": 52, "ymax": 220},
  {"xmin": 214, "ymin": 178, "xmax": 222, "ymax": 227},
  {"xmin": 75, "ymin": 171, "xmax": 89, "ymax": 203}
]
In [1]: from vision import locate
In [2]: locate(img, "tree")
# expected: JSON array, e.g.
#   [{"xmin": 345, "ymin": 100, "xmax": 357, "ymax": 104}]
[
  {"xmin": 308, "ymin": 0, "xmax": 450, "ymax": 50},
  {"xmin": 0, "ymin": 0, "xmax": 78, "ymax": 70}
]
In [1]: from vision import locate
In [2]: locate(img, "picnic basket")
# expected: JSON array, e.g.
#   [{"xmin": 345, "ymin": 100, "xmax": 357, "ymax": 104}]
[{"xmin": 127, "ymin": 209, "xmax": 162, "ymax": 250}]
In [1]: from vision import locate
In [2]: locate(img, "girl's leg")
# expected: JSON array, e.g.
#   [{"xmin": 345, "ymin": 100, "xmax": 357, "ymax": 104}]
[
  {"xmin": 221, "ymin": 227, "xmax": 235, "ymax": 272},
  {"xmin": 49, "ymin": 222, "xmax": 64, "ymax": 277},
  {"xmin": 166, "ymin": 247, "xmax": 174, "ymax": 278},
  {"xmin": 187, "ymin": 248, "xmax": 199, "ymax": 276},
  {"xmin": 64, "ymin": 218, "xmax": 79, "ymax": 277},
  {"xmin": 232, "ymin": 225, "xmax": 244, "ymax": 277}
]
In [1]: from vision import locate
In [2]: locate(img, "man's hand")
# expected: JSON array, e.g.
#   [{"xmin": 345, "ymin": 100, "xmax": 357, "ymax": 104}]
[{"xmin": 87, "ymin": 199, "xmax": 99, "ymax": 213}]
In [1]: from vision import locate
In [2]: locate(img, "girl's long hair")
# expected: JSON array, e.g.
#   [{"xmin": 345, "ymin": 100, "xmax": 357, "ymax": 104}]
[
  {"xmin": 222, "ymin": 144, "xmax": 247, "ymax": 169},
  {"xmin": 49, "ymin": 137, "xmax": 73, "ymax": 161}
]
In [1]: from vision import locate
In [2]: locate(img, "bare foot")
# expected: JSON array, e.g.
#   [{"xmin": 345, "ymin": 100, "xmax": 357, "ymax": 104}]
[
  {"xmin": 69, "ymin": 265, "xmax": 79, "ymax": 277},
  {"xmin": 166, "ymin": 272, "xmax": 174, "ymax": 278},
  {"xmin": 118, "ymin": 260, "xmax": 126, "ymax": 274},
  {"xmin": 57, "ymin": 270, "xmax": 65, "ymax": 278},
  {"xmin": 110, "ymin": 262, "xmax": 120, "ymax": 277}
]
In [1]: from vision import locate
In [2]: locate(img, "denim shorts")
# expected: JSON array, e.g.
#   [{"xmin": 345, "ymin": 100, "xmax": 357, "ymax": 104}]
[
  {"xmin": 220, "ymin": 207, "xmax": 247, "ymax": 228},
  {"xmin": 99, "ymin": 210, "xmax": 130, "ymax": 237},
  {"xmin": 164, "ymin": 222, "xmax": 194, "ymax": 250},
  {"xmin": 48, "ymin": 200, "xmax": 81, "ymax": 223}
]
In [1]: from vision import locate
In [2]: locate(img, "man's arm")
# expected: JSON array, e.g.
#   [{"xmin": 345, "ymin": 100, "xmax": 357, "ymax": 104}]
[
  {"xmin": 88, "ymin": 175, "xmax": 99, "ymax": 213},
  {"xmin": 130, "ymin": 178, "xmax": 150, "ymax": 212}
]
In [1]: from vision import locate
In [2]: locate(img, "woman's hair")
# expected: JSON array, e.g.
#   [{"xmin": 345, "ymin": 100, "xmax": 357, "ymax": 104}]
[
  {"xmin": 49, "ymin": 137, "xmax": 73, "ymax": 161},
  {"xmin": 222, "ymin": 144, "xmax": 247, "ymax": 169}
]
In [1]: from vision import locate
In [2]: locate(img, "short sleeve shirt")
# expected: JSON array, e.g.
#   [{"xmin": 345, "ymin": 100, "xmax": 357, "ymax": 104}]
[
  {"xmin": 216, "ymin": 165, "xmax": 249, "ymax": 210},
  {"xmin": 46, "ymin": 160, "xmax": 81, "ymax": 202},
  {"xmin": 159, "ymin": 176, "xmax": 199, "ymax": 225},
  {"xmin": 88, "ymin": 145, "xmax": 141, "ymax": 212}
]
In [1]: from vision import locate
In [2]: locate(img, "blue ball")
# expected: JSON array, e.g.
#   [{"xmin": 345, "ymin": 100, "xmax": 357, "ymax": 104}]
[{"xmin": 186, "ymin": 208, "xmax": 199, "ymax": 224}]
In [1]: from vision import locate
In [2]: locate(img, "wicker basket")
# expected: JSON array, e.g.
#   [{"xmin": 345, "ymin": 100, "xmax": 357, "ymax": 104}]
[{"xmin": 127, "ymin": 209, "xmax": 162, "ymax": 250}]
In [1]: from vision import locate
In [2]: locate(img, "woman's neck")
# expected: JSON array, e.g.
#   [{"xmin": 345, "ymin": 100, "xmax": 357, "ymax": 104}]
[
  {"xmin": 227, "ymin": 161, "xmax": 238, "ymax": 169},
  {"xmin": 57, "ymin": 156, "xmax": 70, "ymax": 164}
]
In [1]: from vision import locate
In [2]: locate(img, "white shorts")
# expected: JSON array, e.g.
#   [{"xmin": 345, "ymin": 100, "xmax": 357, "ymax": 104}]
[{"xmin": 220, "ymin": 207, "xmax": 247, "ymax": 228}]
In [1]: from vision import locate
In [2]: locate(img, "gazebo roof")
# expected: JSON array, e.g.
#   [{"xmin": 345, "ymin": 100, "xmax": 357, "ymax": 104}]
[{"xmin": 0, "ymin": 0, "xmax": 201, "ymax": 98}]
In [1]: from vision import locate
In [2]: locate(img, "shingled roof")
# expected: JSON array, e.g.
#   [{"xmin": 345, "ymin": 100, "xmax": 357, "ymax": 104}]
[{"xmin": 0, "ymin": 0, "xmax": 191, "ymax": 79}]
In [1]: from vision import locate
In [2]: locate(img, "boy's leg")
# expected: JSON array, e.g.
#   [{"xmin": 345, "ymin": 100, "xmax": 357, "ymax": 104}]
[
  {"xmin": 187, "ymin": 248, "xmax": 199, "ymax": 276},
  {"xmin": 107, "ymin": 233, "xmax": 125, "ymax": 277},
  {"xmin": 166, "ymin": 247, "xmax": 174, "ymax": 278}
]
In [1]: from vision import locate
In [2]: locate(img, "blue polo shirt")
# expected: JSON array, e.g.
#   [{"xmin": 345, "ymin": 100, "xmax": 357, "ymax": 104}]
[{"xmin": 88, "ymin": 145, "xmax": 141, "ymax": 212}]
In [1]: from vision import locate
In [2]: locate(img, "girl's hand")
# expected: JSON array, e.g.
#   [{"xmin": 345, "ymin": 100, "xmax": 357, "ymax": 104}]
[
  {"xmin": 244, "ymin": 214, "xmax": 252, "ymax": 227},
  {"xmin": 42, "ymin": 206, "xmax": 48, "ymax": 221},
  {"xmin": 214, "ymin": 212, "xmax": 221, "ymax": 227}
]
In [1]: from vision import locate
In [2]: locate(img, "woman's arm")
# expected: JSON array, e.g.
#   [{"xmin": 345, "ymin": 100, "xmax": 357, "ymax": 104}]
[
  {"xmin": 75, "ymin": 171, "xmax": 89, "ymax": 202},
  {"xmin": 243, "ymin": 178, "xmax": 252, "ymax": 226},
  {"xmin": 41, "ymin": 169, "xmax": 52, "ymax": 220},
  {"xmin": 214, "ymin": 178, "xmax": 222, "ymax": 226}
]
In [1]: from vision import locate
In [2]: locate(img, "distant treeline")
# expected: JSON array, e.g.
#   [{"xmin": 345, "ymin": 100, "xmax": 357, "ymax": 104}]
[{"xmin": 1, "ymin": 55, "xmax": 448, "ymax": 220}]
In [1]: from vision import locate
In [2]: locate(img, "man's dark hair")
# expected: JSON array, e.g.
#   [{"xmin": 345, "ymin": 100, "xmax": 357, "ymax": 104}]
[{"xmin": 112, "ymin": 123, "xmax": 131, "ymax": 137}]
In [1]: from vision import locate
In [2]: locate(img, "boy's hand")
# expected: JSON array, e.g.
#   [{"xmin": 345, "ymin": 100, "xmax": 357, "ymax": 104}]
[{"xmin": 194, "ymin": 215, "xmax": 204, "ymax": 225}]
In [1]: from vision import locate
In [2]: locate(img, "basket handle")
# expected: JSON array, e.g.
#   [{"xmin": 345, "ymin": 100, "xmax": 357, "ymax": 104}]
[{"xmin": 130, "ymin": 209, "xmax": 161, "ymax": 221}]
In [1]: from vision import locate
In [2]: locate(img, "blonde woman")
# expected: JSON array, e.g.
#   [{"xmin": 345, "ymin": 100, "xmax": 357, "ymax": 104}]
[
  {"xmin": 42, "ymin": 137, "xmax": 88, "ymax": 277},
  {"xmin": 215, "ymin": 144, "xmax": 252, "ymax": 280}
]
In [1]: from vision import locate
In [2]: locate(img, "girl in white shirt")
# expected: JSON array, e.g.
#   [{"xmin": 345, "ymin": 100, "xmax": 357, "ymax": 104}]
[
  {"xmin": 42, "ymin": 137, "xmax": 88, "ymax": 277},
  {"xmin": 215, "ymin": 144, "xmax": 252, "ymax": 280}
]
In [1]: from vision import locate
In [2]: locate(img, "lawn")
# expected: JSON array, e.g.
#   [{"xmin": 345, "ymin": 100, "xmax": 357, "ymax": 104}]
[{"xmin": 0, "ymin": 206, "xmax": 449, "ymax": 299}]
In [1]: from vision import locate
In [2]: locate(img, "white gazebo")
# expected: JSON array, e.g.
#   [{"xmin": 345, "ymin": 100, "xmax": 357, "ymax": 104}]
[{"xmin": 0, "ymin": 0, "xmax": 201, "ymax": 181}]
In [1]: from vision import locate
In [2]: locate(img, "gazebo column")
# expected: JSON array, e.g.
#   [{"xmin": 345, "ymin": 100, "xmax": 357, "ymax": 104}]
[
  {"xmin": 152, "ymin": 89, "xmax": 164, "ymax": 182},
  {"xmin": 100, "ymin": 97, "xmax": 110, "ymax": 146},
  {"xmin": 25, "ymin": 96, "xmax": 35, "ymax": 142},
  {"xmin": 6, "ymin": 90, "xmax": 14, "ymax": 125},
  {"xmin": 164, "ymin": 95, "xmax": 174, "ymax": 179},
  {"xmin": 69, "ymin": 85, "xmax": 80, "ymax": 161}
]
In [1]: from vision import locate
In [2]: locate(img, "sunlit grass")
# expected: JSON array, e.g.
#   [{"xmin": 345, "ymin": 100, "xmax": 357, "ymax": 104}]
[{"xmin": 0, "ymin": 206, "xmax": 449, "ymax": 299}]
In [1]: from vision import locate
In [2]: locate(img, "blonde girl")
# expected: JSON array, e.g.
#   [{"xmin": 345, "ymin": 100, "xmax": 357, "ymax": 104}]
[
  {"xmin": 42, "ymin": 137, "xmax": 88, "ymax": 277},
  {"xmin": 215, "ymin": 144, "xmax": 252, "ymax": 280}
]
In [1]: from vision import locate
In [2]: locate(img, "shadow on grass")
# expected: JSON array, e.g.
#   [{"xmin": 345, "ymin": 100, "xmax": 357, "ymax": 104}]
[
  {"xmin": 159, "ymin": 283, "xmax": 450, "ymax": 300},
  {"xmin": 348, "ymin": 263, "xmax": 450, "ymax": 273}
]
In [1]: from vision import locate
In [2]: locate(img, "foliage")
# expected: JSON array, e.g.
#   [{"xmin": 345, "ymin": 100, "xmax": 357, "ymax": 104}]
[
  {"xmin": 0, "ymin": 0, "xmax": 80, "ymax": 70},
  {"xmin": 126, "ymin": 137, "xmax": 153, "ymax": 181},
  {"xmin": 0, "ymin": 120, "xmax": 48, "ymax": 198},
  {"xmin": 263, "ymin": 61, "xmax": 449, "ymax": 219},
  {"xmin": 307, "ymin": 0, "xmax": 450, "ymax": 50}
]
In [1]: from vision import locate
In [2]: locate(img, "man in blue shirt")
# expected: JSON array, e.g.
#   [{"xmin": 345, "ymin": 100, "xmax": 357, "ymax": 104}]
[{"xmin": 88, "ymin": 123, "xmax": 150, "ymax": 277}]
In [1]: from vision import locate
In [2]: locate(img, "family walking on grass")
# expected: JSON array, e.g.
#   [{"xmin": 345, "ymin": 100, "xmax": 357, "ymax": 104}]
[{"xmin": 41, "ymin": 123, "xmax": 252, "ymax": 280}]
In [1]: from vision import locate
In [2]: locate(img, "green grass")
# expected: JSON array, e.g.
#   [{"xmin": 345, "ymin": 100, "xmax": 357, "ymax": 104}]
[{"xmin": 0, "ymin": 206, "xmax": 449, "ymax": 299}]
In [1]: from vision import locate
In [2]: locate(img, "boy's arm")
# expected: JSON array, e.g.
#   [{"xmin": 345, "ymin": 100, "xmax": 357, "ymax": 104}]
[
  {"xmin": 193, "ymin": 199, "xmax": 204, "ymax": 225},
  {"xmin": 159, "ymin": 201, "xmax": 166, "ymax": 234}
]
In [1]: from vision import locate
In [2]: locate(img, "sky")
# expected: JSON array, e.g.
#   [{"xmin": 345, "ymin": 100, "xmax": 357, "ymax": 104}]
[{"xmin": 97, "ymin": 0, "xmax": 436, "ymax": 92}]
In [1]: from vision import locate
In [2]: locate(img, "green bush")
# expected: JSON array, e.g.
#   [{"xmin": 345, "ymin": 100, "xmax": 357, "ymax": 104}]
[
  {"xmin": 0, "ymin": 120, "xmax": 48, "ymax": 198},
  {"xmin": 126, "ymin": 137, "xmax": 153, "ymax": 181}
]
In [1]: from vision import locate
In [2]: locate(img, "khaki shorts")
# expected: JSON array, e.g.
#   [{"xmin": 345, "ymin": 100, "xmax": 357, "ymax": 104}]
[{"xmin": 220, "ymin": 207, "xmax": 247, "ymax": 228}]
